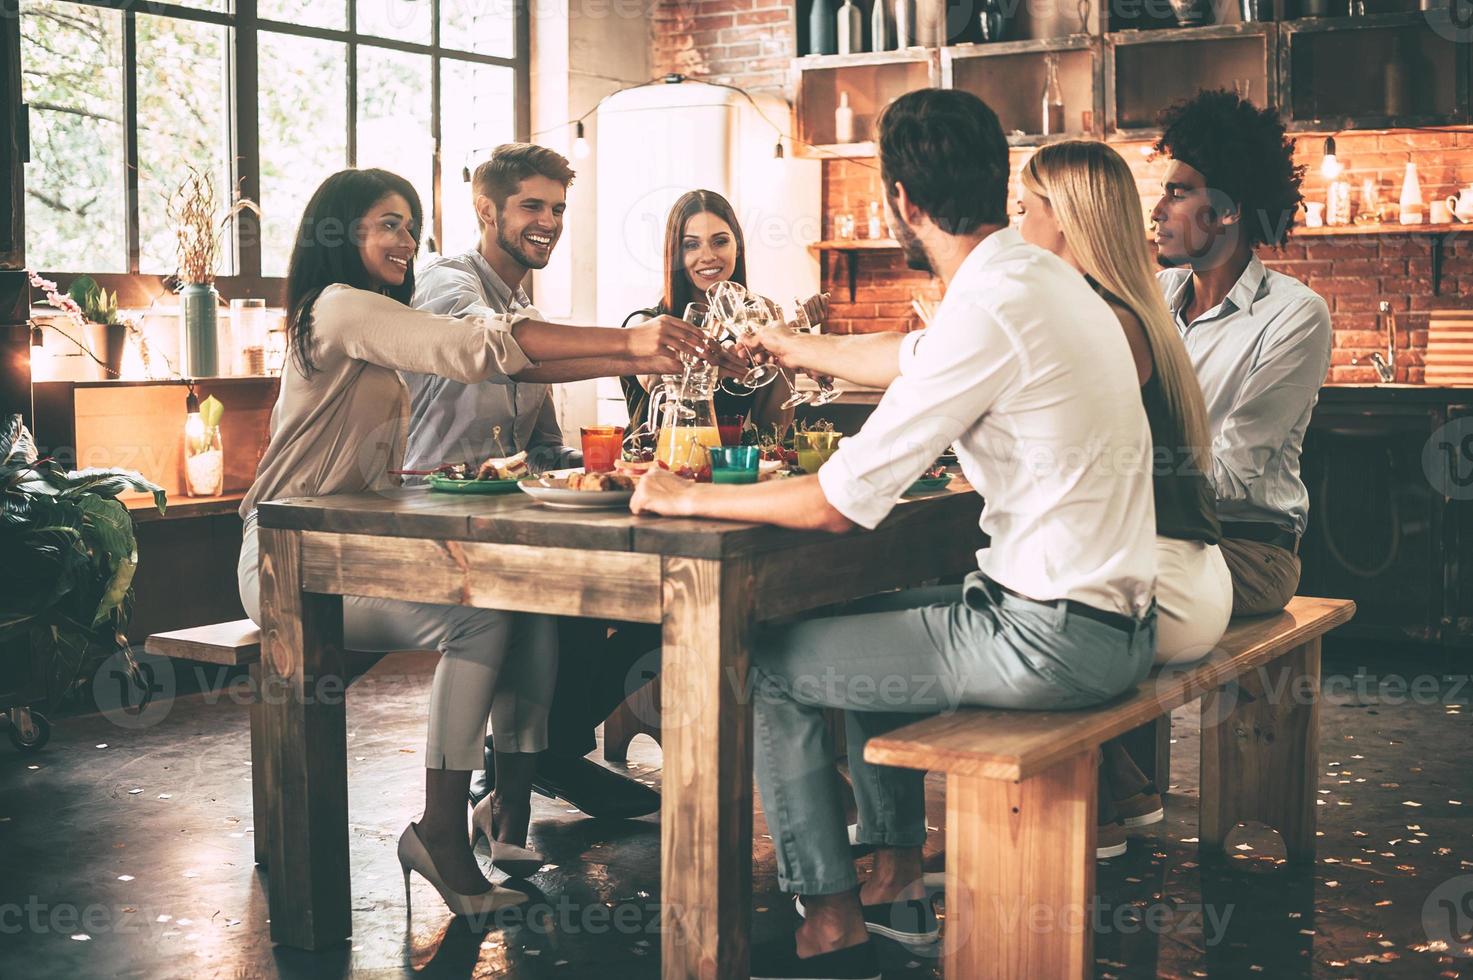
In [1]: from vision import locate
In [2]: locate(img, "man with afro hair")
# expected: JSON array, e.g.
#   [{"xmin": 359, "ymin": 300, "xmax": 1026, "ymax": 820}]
[{"xmin": 1149, "ymin": 89, "xmax": 1331, "ymax": 617}]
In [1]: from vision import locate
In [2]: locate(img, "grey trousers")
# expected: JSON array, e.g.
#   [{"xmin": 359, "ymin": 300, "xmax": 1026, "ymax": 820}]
[
  {"xmin": 751, "ymin": 572, "xmax": 1156, "ymax": 896},
  {"xmin": 238, "ymin": 519, "xmax": 557, "ymax": 769}
]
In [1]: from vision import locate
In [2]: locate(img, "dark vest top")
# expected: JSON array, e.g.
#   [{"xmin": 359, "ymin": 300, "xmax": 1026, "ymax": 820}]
[{"xmin": 1092, "ymin": 283, "xmax": 1221, "ymax": 545}]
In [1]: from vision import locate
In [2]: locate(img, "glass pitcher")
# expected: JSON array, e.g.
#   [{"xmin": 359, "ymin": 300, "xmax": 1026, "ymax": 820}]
[{"xmin": 647, "ymin": 368, "xmax": 722, "ymax": 480}]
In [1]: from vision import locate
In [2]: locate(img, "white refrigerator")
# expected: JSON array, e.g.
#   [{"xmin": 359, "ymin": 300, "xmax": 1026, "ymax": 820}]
[{"xmin": 592, "ymin": 79, "xmax": 822, "ymax": 421}]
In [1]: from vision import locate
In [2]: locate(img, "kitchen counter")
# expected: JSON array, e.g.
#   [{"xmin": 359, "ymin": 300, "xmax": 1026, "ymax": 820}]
[{"xmin": 1320, "ymin": 384, "xmax": 1473, "ymax": 404}]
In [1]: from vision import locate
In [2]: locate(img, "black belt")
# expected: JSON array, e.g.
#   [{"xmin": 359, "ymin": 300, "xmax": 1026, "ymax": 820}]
[
  {"xmin": 1221, "ymin": 521, "xmax": 1299, "ymax": 554},
  {"xmin": 989, "ymin": 579, "xmax": 1141, "ymax": 634}
]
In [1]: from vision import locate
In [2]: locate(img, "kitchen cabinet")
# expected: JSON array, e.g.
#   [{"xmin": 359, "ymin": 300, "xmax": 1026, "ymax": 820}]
[{"xmin": 1299, "ymin": 386, "xmax": 1472, "ymax": 650}]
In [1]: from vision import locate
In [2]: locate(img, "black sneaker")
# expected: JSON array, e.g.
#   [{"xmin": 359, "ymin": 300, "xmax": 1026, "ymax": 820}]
[
  {"xmin": 795, "ymin": 894, "xmax": 939, "ymax": 947},
  {"xmin": 749, "ymin": 937, "xmax": 882, "ymax": 980}
]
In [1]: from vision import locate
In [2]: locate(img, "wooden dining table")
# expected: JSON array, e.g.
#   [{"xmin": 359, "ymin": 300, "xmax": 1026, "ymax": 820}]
[{"xmin": 253, "ymin": 476, "xmax": 983, "ymax": 975}]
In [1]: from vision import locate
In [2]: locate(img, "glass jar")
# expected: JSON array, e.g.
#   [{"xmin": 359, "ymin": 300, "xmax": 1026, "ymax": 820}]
[{"xmin": 184, "ymin": 421, "xmax": 224, "ymax": 497}]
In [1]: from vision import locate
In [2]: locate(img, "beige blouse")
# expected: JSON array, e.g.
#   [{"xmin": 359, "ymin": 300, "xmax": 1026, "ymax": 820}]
[{"xmin": 240, "ymin": 284, "xmax": 533, "ymax": 518}]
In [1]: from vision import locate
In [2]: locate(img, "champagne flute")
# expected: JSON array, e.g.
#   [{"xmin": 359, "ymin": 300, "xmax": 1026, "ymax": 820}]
[
  {"xmin": 745, "ymin": 296, "xmax": 812, "ymax": 409},
  {"xmin": 787, "ymin": 297, "xmax": 844, "ymax": 407}
]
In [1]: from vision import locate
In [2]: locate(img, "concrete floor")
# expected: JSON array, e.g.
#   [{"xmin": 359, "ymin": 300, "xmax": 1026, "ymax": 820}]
[{"xmin": 0, "ymin": 641, "xmax": 1469, "ymax": 979}]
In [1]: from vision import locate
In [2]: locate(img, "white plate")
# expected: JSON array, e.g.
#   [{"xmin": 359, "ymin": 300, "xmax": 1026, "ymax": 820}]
[{"xmin": 517, "ymin": 476, "xmax": 634, "ymax": 510}]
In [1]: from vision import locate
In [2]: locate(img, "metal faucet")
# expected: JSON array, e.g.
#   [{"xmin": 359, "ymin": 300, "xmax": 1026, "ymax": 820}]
[{"xmin": 1363, "ymin": 300, "xmax": 1396, "ymax": 383}]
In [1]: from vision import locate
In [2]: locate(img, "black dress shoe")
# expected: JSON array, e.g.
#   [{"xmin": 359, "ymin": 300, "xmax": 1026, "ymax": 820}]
[
  {"xmin": 468, "ymin": 738, "xmax": 659, "ymax": 819},
  {"xmin": 749, "ymin": 937, "xmax": 881, "ymax": 980},
  {"xmin": 533, "ymin": 753, "xmax": 660, "ymax": 819}
]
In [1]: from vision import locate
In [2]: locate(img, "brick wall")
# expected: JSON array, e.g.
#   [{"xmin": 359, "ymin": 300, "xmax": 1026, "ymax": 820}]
[
  {"xmin": 648, "ymin": 12, "xmax": 1473, "ymax": 384},
  {"xmin": 650, "ymin": 0, "xmax": 798, "ymax": 92}
]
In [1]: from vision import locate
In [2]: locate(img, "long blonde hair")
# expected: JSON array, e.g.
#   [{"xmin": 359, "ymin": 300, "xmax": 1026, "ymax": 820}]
[{"xmin": 1020, "ymin": 140, "xmax": 1211, "ymax": 475}]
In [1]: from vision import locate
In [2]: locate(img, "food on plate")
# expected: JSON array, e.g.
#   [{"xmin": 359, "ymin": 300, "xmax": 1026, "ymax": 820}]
[
  {"xmin": 919, "ymin": 462, "xmax": 947, "ymax": 481},
  {"xmin": 476, "ymin": 451, "xmax": 529, "ymax": 481},
  {"xmin": 566, "ymin": 471, "xmax": 636, "ymax": 492}
]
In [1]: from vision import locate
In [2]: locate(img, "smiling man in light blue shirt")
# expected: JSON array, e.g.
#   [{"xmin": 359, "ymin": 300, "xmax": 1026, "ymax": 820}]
[
  {"xmin": 1149, "ymin": 90, "xmax": 1332, "ymax": 616},
  {"xmin": 406, "ymin": 144, "xmax": 667, "ymax": 823}
]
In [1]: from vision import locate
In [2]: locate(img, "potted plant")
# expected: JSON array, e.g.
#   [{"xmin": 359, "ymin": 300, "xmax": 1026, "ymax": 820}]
[
  {"xmin": 168, "ymin": 167, "xmax": 259, "ymax": 378},
  {"xmin": 66, "ymin": 275, "xmax": 127, "ymax": 380},
  {"xmin": 0, "ymin": 413, "xmax": 166, "ymax": 716}
]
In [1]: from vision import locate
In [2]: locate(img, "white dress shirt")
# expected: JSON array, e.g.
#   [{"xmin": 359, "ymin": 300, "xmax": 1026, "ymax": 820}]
[
  {"xmin": 1158, "ymin": 257, "xmax": 1332, "ymax": 537},
  {"xmin": 818, "ymin": 227, "xmax": 1158, "ymax": 618}
]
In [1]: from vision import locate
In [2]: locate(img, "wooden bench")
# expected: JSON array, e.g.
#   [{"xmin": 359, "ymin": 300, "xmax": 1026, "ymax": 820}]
[
  {"xmin": 864, "ymin": 595, "xmax": 1356, "ymax": 980},
  {"xmin": 145, "ymin": 621, "xmax": 382, "ymax": 868},
  {"xmin": 146, "ymin": 621, "xmax": 269, "ymax": 865}
]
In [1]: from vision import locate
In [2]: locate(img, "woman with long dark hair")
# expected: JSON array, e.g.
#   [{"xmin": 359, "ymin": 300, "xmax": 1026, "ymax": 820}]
[
  {"xmin": 621, "ymin": 189, "xmax": 797, "ymax": 433},
  {"xmin": 237, "ymin": 168, "xmax": 704, "ymax": 918}
]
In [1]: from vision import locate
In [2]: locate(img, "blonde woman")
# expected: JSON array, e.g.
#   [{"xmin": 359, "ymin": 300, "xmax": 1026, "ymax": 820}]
[{"xmin": 1017, "ymin": 140, "xmax": 1232, "ymax": 856}]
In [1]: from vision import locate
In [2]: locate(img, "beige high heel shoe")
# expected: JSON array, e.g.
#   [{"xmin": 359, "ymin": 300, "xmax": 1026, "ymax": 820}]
[
  {"xmin": 398, "ymin": 822, "xmax": 528, "ymax": 917},
  {"xmin": 470, "ymin": 795, "xmax": 546, "ymax": 878}
]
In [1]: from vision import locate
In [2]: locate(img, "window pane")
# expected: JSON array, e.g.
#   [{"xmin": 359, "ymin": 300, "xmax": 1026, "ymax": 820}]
[
  {"xmin": 356, "ymin": 0, "xmax": 431, "ymax": 45},
  {"xmin": 259, "ymin": 0, "xmax": 346, "ymax": 30},
  {"xmin": 439, "ymin": 60, "xmax": 516, "ymax": 255},
  {"xmin": 136, "ymin": 15, "xmax": 234, "ymax": 275},
  {"xmin": 356, "ymin": 48, "xmax": 433, "ymax": 241},
  {"xmin": 258, "ymin": 33, "xmax": 348, "ymax": 277},
  {"xmin": 19, "ymin": 0, "xmax": 128, "ymax": 272},
  {"xmin": 442, "ymin": 0, "xmax": 515, "ymax": 59}
]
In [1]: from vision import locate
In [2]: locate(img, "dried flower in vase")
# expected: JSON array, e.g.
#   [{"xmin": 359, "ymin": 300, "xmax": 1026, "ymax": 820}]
[{"xmin": 167, "ymin": 167, "xmax": 260, "ymax": 285}]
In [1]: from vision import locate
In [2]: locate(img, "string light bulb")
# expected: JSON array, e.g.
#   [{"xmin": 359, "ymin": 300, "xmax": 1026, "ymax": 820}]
[
  {"xmin": 774, "ymin": 138, "xmax": 784, "ymax": 159},
  {"xmin": 573, "ymin": 120, "xmax": 591, "ymax": 160},
  {"xmin": 30, "ymin": 324, "xmax": 44, "ymax": 347},
  {"xmin": 1321, "ymin": 136, "xmax": 1342, "ymax": 180},
  {"xmin": 184, "ymin": 386, "xmax": 204, "ymax": 446}
]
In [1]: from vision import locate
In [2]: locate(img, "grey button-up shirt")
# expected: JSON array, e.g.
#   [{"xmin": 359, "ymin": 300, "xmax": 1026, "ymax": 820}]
[
  {"xmin": 403, "ymin": 250, "xmax": 575, "ymax": 473},
  {"xmin": 1158, "ymin": 257, "xmax": 1332, "ymax": 537}
]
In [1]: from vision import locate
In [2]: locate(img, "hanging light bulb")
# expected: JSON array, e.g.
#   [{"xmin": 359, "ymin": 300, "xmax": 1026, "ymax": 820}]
[
  {"xmin": 30, "ymin": 324, "xmax": 44, "ymax": 347},
  {"xmin": 573, "ymin": 120, "xmax": 591, "ymax": 160},
  {"xmin": 773, "ymin": 138, "xmax": 784, "ymax": 159},
  {"xmin": 1321, "ymin": 136, "xmax": 1342, "ymax": 180},
  {"xmin": 184, "ymin": 386, "xmax": 204, "ymax": 447}
]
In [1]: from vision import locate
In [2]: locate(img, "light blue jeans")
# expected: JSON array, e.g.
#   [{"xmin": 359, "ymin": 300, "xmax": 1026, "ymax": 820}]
[{"xmin": 752, "ymin": 571, "xmax": 1156, "ymax": 895}]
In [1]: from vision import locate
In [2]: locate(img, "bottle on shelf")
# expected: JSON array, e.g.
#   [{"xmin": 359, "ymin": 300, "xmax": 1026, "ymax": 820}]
[
  {"xmin": 808, "ymin": 0, "xmax": 836, "ymax": 55},
  {"xmin": 1382, "ymin": 35, "xmax": 1410, "ymax": 117},
  {"xmin": 867, "ymin": 200, "xmax": 883, "ymax": 239},
  {"xmin": 834, "ymin": 91, "xmax": 856, "ymax": 144},
  {"xmin": 837, "ymin": 0, "xmax": 864, "ymax": 54},
  {"xmin": 895, "ymin": 0, "xmax": 913, "ymax": 47},
  {"xmin": 916, "ymin": 0, "xmax": 945, "ymax": 47},
  {"xmin": 1041, "ymin": 54, "xmax": 1065, "ymax": 136},
  {"xmin": 1326, "ymin": 178, "xmax": 1352, "ymax": 226},
  {"xmin": 870, "ymin": 0, "xmax": 893, "ymax": 50},
  {"xmin": 1399, "ymin": 160, "xmax": 1424, "ymax": 225}
]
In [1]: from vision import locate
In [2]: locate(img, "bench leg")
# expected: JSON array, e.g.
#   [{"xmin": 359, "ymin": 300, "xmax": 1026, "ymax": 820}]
[
  {"xmin": 946, "ymin": 750, "xmax": 1096, "ymax": 980},
  {"xmin": 1200, "ymin": 638, "xmax": 1320, "ymax": 864},
  {"xmin": 249, "ymin": 662, "xmax": 267, "ymax": 868}
]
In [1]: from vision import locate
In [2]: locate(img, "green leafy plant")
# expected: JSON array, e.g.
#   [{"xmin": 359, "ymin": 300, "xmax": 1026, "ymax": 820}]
[
  {"xmin": 0, "ymin": 414, "xmax": 166, "ymax": 705},
  {"xmin": 66, "ymin": 275, "xmax": 122, "ymax": 326}
]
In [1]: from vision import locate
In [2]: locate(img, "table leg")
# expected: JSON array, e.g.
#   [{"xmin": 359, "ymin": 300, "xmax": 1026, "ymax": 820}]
[
  {"xmin": 945, "ymin": 751, "xmax": 1096, "ymax": 980},
  {"xmin": 659, "ymin": 556, "xmax": 752, "ymax": 980},
  {"xmin": 257, "ymin": 527, "xmax": 350, "ymax": 949},
  {"xmin": 249, "ymin": 661, "xmax": 267, "ymax": 867},
  {"xmin": 1200, "ymin": 638, "xmax": 1321, "ymax": 864}
]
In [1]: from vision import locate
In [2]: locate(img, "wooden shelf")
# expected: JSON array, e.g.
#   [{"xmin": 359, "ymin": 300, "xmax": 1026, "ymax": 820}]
[
  {"xmin": 810, "ymin": 239, "xmax": 901, "ymax": 300},
  {"xmin": 1291, "ymin": 222, "xmax": 1462, "ymax": 237},
  {"xmin": 124, "ymin": 492, "xmax": 245, "ymax": 523},
  {"xmin": 796, "ymin": 140, "xmax": 877, "ymax": 160},
  {"xmin": 1291, "ymin": 221, "xmax": 1462, "ymax": 294},
  {"xmin": 810, "ymin": 238, "xmax": 900, "ymax": 251}
]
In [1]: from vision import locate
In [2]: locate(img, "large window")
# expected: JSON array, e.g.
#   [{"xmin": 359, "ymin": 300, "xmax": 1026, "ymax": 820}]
[{"xmin": 18, "ymin": 0, "xmax": 526, "ymax": 293}]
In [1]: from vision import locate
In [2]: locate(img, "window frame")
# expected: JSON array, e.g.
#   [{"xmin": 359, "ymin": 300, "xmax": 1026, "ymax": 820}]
[{"xmin": 22, "ymin": 0, "xmax": 530, "ymax": 306}]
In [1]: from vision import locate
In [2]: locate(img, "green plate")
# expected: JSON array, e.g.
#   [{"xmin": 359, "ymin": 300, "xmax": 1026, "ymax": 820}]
[
  {"xmin": 427, "ymin": 474, "xmax": 521, "ymax": 494},
  {"xmin": 905, "ymin": 472, "xmax": 952, "ymax": 495}
]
